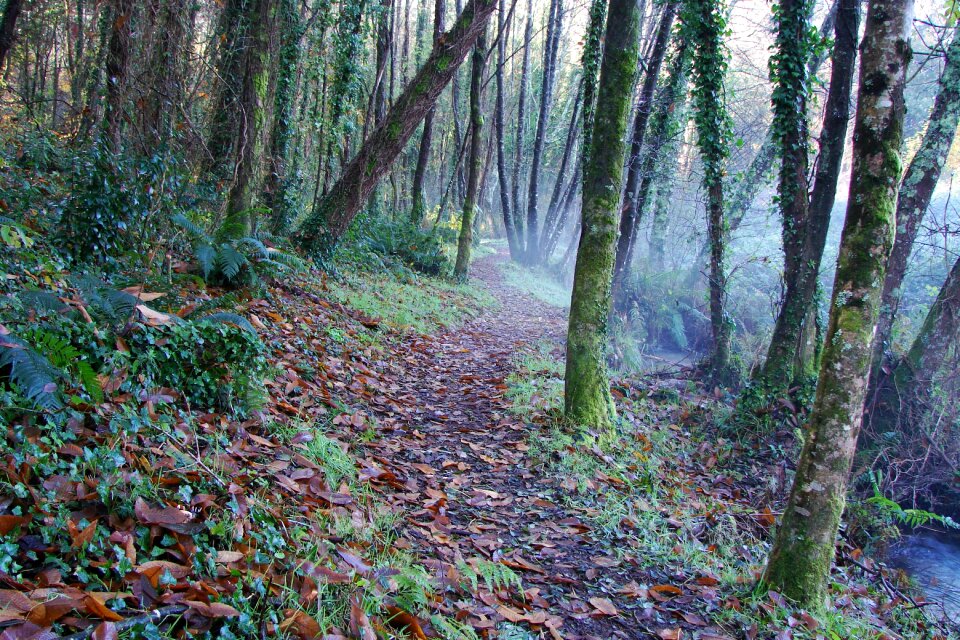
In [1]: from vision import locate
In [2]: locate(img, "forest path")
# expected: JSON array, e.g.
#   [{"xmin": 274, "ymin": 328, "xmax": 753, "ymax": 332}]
[{"xmin": 359, "ymin": 249, "xmax": 655, "ymax": 640}]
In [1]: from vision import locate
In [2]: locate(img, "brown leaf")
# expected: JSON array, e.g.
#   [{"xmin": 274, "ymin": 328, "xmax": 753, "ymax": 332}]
[
  {"xmin": 657, "ymin": 628, "xmax": 681, "ymax": 640},
  {"xmin": 91, "ymin": 622, "xmax": 118, "ymax": 640},
  {"xmin": 300, "ymin": 561, "xmax": 352, "ymax": 585},
  {"xmin": 349, "ymin": 596, "xmax": 376, "ymax": 640},
  {"xmin": 185, "ymin": 600, "xmax": 241, "ymax": 618},
  {"xmin": 83, "ymin": 594, "xmax": 123, "ymax": 621},
  {"xmin": 0, "ymin": 515, "xmax": 29, "ymax": 536},
  {"xmin": 337, "ymin": 548, "xmax": 372, "ymax": 575},
  {"xmin": 383, "ymin": 605, "xmax": 428, "ymax": 640},
  {"xmin": 588, "ymin": 597, "xmax": 619, "ymax": 616},
  {"xmin": 279, "ymin": 610, "xmax": 322, "ymax": 639},
  {"xmin": 134, "ymin": 498, "xmax": 192, "ymax": 525}
]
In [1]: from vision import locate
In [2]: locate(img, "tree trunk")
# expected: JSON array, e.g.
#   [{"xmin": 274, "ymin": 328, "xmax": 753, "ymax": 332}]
[
  {"xmin": 298, "ymin": 0, "xmax": 498, "ymax": 248},
  {"xmin": 682, "ymin": 0, "xmax": 733, "ymax": 384},
  {"xmin": 102, "ymin": 0, "xmax": 133, "ymax": 152},
  {"xmin": 564, "ymin": 0, "xmax": 642, "ymax": 430},
  {"xmin": 0, "ymin": 0, "xmax": 24, "ymax": 71},
  {"xmin": 455, "ymin": 28, "xmax": 487, "ymax": 279},
  {"xmin": 525, "ymin": 0, "xmax": 563, "ymax": 263},
  {"xmin": 611, "ymin": 2, "xmax": 678, "ymax": 296},
  {"xmin": 411, "ymin": 0, "xmax": 446, "ymax": 225},
  {"xmin": 539, "ymin": 86, "xmax": 581, "ymax": 261},
  {"xmin": 870, "ymin": 32, "xmax": 960, "ymax": 384},
  {"xmin": 494, "ymin": 0, "xmax": 521, "ymax": 256},
  {"xmin": 762, "ymin": 0, "xmax": 911, "ymax": 608},
  {"xmin": 265, "ymin": 0, "xmax": 304, "ymax": 234},
  {"xmin": 510, "ymin": 0, "xmax": 533, "ymax": 254},
  {"xmin": 873, "ymin": 253, "xmax": 960, "ymax": 433},
  {"xmin": 222, "ymin": 0, "xmax": 275, "ymax": 238},
  {"xmin": 580, "ymin": 0, "xmax": 607, "ymax": 166},
  {"xmin": 757, "ymin": 0, "xmax": 857, "ymax": 391}
]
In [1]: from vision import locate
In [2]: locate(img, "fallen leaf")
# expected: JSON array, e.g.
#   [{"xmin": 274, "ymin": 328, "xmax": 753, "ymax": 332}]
[{"xmin": 588, "ymin": 597, "xmax": 619, "ymax": 616}]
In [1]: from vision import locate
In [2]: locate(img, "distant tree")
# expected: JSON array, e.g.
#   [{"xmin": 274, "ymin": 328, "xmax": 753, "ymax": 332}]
[
  {"xmin": 410, "ymin": 0, "xmax": 446, "ymax": 225},
  {"xmin": 763, "ymin": 0, "xmax": 912, "ymax": 608},
  {"xmin": 454, "ymin": 27, "xmax": 487, "ymax": 279},
  {"xmin": 565, "ymin": 0, "xmax": 642, "ymax": 430},
  {"xmin": 0, "ymin": 0, "xmax": 24, "ymax": 70},
  {"xmin": 102, "ymin": 0, "xmax": 133, "ymax": 152},
  {"xmin": 494, "ymin": 0, "xmax": 521, "ymax": 257},
  {"xmin": 297, "ymin": 0, "xmax": 498, "ymax": 248},
  {"xmin": 870, "ymin": 32, "xmax": 960, "ymax": 386}
]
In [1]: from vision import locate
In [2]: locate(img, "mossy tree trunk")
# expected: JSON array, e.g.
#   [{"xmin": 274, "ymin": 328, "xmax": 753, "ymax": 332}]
[
  {"xmin": 454, "ymin": 28, "xmax": 487, "ymax": 280},
  {"xmin": 682, "ymin": 0, "xmax": 734, "ymax": 384},
  {"xmin": 102, "ymin": 0, "xmax": 133, "ymax": 153},
  {"xmin": 297, "ymin": 0, "xmax": 497, "ymax": 248},
  {"xmin": 539, "ymin": 89, "xmax": 582, "ymax": 261},
  {"xmin": 221, "ymin": 0, "xmax": 276, "ymax": 239},
  {"xmin": 758, "ymin": 0, "xmax": 859, "ymax": 390},
  {"xmin": 762, "ymin": 0, "xmax": 912, "ymax": 608},
  {"xmin": 564, "ymin": 0, "xmax": 642, "ymax": 430},
  {"xmin": 411, "ymin": 0, "xmax": 446, "ymax": 226},
  {"xmin": 870, "ymin": 32, "xmax": 960, "ymax": 385},
  {"xmin": 509, "ymin": 0, "xmax": 533, "ymax": 256},
  {"xmin": 611, "ymin": 1, "xmax": 678, "ymax": 302},
  {"xmin": 580, "ymin": 0, "xmax": 608, "ymax": 168}
]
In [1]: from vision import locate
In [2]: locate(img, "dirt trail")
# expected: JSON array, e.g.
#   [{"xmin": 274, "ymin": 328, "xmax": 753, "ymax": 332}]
[{"xmin": 358, "ymin": 250, "xmax": 656, "ymax": 639}]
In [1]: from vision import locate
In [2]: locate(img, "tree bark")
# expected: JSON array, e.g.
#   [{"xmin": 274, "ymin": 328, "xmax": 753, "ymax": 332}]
[
  {"xmin": 298, "ymin": 0, "xmax": 497, "ymax": 248},
  {"xmin": 222, "ymin": 0, "xmax": 275, "ymax": 238},
  {"xmin": 763, "ymin": 0, "xmax": 912, "ymax": 609},
  {"xmin": 870, "ymin": 32, "xmax": 960, "ymax": 385},
  {"xmin": 564, "ymin": 0, "xmax": 642, "ymax": 430},
  {"xmin": 454, "ymin": 28, "xmax": 487, "ymax": 279},
  {"xmin": 494, "ymin": 0, "xmax": 521, "ymax": 256},
  {"xmin": 610, "ymin": 2, "xmax": 678, "ymax": 295},
  {"xmin": 410, "ymin": 0, "xmax": 446, "ymax": 225},
  {"xmin": 758, "ymin": 0, "xmax": 858, "ymax": 390},
  {"xmin": 0, "ymin": 0, "xmax": 24, "ymax": 71},
  {"xmin": 580, "ymin": 0, "xmax": 607, "ymax": 167},
  {"xmin": 539, "ymin": 86, "xmax": 581, "ymax": 261},
  {"xmin": 510, "ymin": 0, "xmax": 533, "ymax": 254},
  {"xmin": 102, "ymin": 0, "xmax": 133, "ymax": 153},
  {"xmin": 525, "ymin": 0, "xmax": 563, "ymax": 263},
  {"xmin": 682, "ymin": 0, "xmax": 733, "ymax": 383}
]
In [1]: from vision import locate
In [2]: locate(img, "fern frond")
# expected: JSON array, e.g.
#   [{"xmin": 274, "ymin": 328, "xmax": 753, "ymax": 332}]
[
  {"xmin": 430, "ymin": 615, "xmax": 481, "ymax": 640},
  {"xmin": 236, "ymin": 237, "xmax": 270, "ymax": 260},
  {"xmin": 172, "ymin": 212, "xmax": 212, "ymax": 242},
  {"xmin": 196, "ymin": 244, "xmax": 217, "ymax": 279},
  {"xmin": 265, "ymin": 247, "xmax": 307, "ymax": 271},
  {"xmin": 183, "ymin": 292, "xmax": 243, "ymax": 318},
  {"xmin": 0, "ymin": 336, "xmax": 63, "ymax": 409},
  {"xmin": 196, "ymin": 312, "xmax": 256, "ymax": 334},
  {"xmin": 457, "ymin": 559, "xmax": 524, "ymax": 596},
  {"xmin": 18, "ymin": 290, "xmax": 70, "ymax": 314},
  {"xmin": 216, "ymin": 243, "xmax": 248, "ymax": 281},
  {"xmin": 21, "ymin": 328, "xmax": 104, "ymax": 403}
]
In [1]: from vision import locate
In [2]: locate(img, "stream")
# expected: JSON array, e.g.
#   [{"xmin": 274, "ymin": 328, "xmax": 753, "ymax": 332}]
[{"xmin": 889, "ymin": 530, "xmax": 960, "ymax": 623}]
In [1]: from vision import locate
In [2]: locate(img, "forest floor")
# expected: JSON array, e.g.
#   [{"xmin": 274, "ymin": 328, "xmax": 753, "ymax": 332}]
[{"xmin": 2, "ymin": 247, "xmax": 945, "ymax": 640}]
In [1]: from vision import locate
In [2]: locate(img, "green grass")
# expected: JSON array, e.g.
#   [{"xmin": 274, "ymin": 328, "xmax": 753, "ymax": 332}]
[
  {"xmin": 328, "ymin": 267, "xmax": 496, "ymax": 333},
  {"xmin": 499, "ymin": 261, "xmax": 571, "ymax": 309}
]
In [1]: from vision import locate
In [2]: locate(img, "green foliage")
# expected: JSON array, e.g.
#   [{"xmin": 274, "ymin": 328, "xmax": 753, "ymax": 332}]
[
  {"xmin": 55, "ymin": 146, "xmax": 188, "ymax": 266},
  {"xmin": 867, "ymin": 471, "xmax": 960, "ymax": 530},
  {"xmin": 457, "ymin": 558, "xmax": 525, "ymax": 595},
  {"xmin": 128, "ymin": 314, "xmax": 268, "ymax": 413},
  {"xmin": 351, "ymin": 218, "xmax": 452, "ymax": 276},
  {"xmin": 173, "ymin": 212, "xmax": 306, "ymax": 287}
]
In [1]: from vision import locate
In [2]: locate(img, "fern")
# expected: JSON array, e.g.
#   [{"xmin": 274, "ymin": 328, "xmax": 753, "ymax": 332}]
[
  {"xmin": 0, "ymin": 335, "xmax": 63, "ymax": 409},
  {"xmin": 457, "ymin": 559, "xmax": 525, "ymax": 596},
  {"xmin": 72, "ymin": 276, "xmax": 139, "ymax": 326},
  {"xmin": 22, "ymin": 328, "xmax": 103, "ymax": 403},
  {"xmin": 430, "ymin": 615, "xmax": 482, "ymax": 640},
  {"xmin": 868, "ymin": 471, "xmax": 960, "ymax": 530},
  {"xmin": 390, "ymin": 563, "xmax": 434, "ymax": 614},
  {"xmin": 183, "ymin": 292, "xmax": 243, "ymax": 319},
  {"xmin": 18, "ymin": 290, "xmax": 71, "ymax": 315},
  {"xmin": 215, "ymin": 243, "xmax": 249, "ymax": 281},
  {"xmin": 196, "ymin": 312, "xmax": 255, "ymax": 334}
]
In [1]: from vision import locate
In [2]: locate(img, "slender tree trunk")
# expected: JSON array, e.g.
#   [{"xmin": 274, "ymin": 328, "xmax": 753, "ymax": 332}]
[
  {"xmin": 682, "ymin": 0, "xmax": 733, "ymax": 383},
  {"xmin": 544, "ymin": 156, "xmax": 581, "ymax": 259},
  {"xmin": 870, "ymin": 32, "xmax": 960, "ymax": 384},
  {"xmin": 510, "ymin": 0, "xmax": 533, "ymax": 253},
  {"xmin": 494, "ymin": 0, "xmax": 521, "ymax": 256},
  {"xmin": 410, "ymin": 0, "xmax": 445, "ymax": 225},
  {"xmin": 222, "ymin": 0, "xmax": 275, "ymax": 238},
  {"xmin": 539, "ymin": 88, "xmax": 581, "ymax": 261},
  {"xmin": 298, "ymin": 0, "xmax": 498, "ymax": 248},
  {"xmin": 762, "ymin": 0, "xmax": 912, "ymax": 608},
  {"xmin": 455, "ymin": 28, "xmax": 487, "ymax": 279},
  {"xmin": 265, "ymin": 0, "xmax": 304, "ymax": 234},
  {"xmin": 756, "ymin": 0, "xmax": 850, "ymax": 391},
  {"xmin": 611, "ymin": 2, "xmax": 678, "ymax": 295},
  {"xmin": 0, "ymin": 0, "xmax": 24, "ymax": 71},
  {"xmin": 102, "ymin": 0, "xmax": 133, "ymax": 152},
  {"xmin": 564, "ymin": 0, "xmax": 642, "ymax": 430},
  {"xmin": 525, "ymin": 0, "xmax": 563, "ymax": 263}
]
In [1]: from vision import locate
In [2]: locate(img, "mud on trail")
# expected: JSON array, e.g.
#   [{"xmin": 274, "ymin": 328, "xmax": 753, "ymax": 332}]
[{"xmin": 345, "ymin": 251, "xmax": 668, "ymax": 640}]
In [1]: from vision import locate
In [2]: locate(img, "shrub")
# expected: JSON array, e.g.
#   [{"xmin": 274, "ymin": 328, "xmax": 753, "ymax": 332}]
[{"xmin": 128, "ymin": 315, "xmax": 268, "ymax": 413}]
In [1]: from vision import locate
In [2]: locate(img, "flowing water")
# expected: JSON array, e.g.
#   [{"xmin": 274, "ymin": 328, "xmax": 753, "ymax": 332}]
[{"xmin": 889, "ymin": 531, "xmax": 960, "ymax": 623}]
